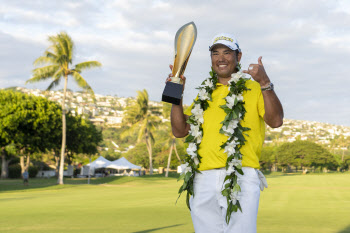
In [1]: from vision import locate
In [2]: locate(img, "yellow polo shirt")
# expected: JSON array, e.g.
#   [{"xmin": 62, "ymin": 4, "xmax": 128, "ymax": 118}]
[{"xmin": 184, "ymin": 79, "xmax": 265, "ymax": 170}]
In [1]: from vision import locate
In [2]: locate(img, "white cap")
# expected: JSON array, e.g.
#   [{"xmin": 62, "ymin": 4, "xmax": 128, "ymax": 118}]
[{"xmin": 209, "ymin": 33, "xmax": 241, "ymax": 52}]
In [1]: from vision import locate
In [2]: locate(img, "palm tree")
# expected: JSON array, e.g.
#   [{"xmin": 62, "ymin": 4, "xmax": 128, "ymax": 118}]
[
  {"xmin": 161, "ymin": 103, "xmax": 181, "ymax": 177},
  {"xmin": 122, "ymin": 90, "xmax": 160, "ymax": 175},
  {"xmin": 165, "ymin": 127, "xmax": 182, "ymax": 177},
  {"xmin": 26, "ymin": 32, "xmax": 101, "ymax": 184}
]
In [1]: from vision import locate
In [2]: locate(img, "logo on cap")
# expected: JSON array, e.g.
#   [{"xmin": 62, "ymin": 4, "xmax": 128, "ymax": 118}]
[{"xmin": 213, "ymin": 36, "xmax": 234, "ymax": 44}]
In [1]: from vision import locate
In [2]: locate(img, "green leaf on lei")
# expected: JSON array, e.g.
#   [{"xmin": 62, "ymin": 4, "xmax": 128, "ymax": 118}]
[{"xmin": 185, "ymin": 135, "xmax": 194, "ymax": 143}]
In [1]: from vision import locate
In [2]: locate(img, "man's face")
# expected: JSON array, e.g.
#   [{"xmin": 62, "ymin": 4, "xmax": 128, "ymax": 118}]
[{"xmin": 211, "ymin": 44, "xmax": 242, "ymax": 79}]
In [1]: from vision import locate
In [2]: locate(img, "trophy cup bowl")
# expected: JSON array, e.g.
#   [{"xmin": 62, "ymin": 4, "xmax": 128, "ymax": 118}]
[{"xmin": 162, "ymin": 22, "xmax": 197, "ymax": 105}]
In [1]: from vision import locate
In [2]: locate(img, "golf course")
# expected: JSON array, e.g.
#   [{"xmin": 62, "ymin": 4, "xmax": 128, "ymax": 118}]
[{"xmin": 1, "ymin": 172, "xmax": 349, "ymax": 233}]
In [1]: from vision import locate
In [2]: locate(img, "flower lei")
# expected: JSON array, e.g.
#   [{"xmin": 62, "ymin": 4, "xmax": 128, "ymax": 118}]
[{"xmin": 177, "ymin": 67, "xmax": 251, "ymax": 224}]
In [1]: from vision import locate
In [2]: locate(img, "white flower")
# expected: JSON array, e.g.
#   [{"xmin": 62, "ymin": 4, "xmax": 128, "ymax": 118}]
[
  {"xmin": 189, "ymin": 124, "xmax": 201, "ymax": 138},
  {"xmin": 230, "ymin": 191, "xmax": 240, "ymax": 205},
  {"xmin": 222, "ymin": 120, "xmax": 239, "ymax": 136},
  {"xmin": 187, "ymin": 143, "xmax": 197, "ymax": 157},
  {"xmin": 229, "ymin": 72, "xmax": 242, "ymax": 84},
  {"xmin": 197, "ymin": 115, "xmax": 204, "ymax": 124},
  {"xmin": 180, "ymin": 162, "xmax": 192, "ymax": 174},
  {"xmin": 204, "ymin": 79, "xmax": 214, "ymax": 88},
  {"xmin": 236, "ymin": 94, "xmax": 244, "ymax": 102},
  {"xmin": 187, "ymin": 123, "xmax": 202, "ymax": 142},
  {"xmin": 196, "ymin": 135, "xmax": 202, "ymax": 144},
  {"xmin": 224, "ymin": 142, "xmax": 236, "ymax": 155},
  {"xmin": 228, "ymin": 120, "xmax": 239, "ymax": 129},
  {"xmin": 225, "ymin": 95, "xmax": 236, "ymax": 109},
  {"xmin": 224, "ymin": 139, "xmax": 240, "ymax": 155},
  {"xmin": 222, "ymin": 125, "xmax": 234, "ymax": 136},
  {"xmin": 198, "ymin": 88, "xmax": 209, "ymax": 101},
  {"xmin": 191, "ymin": 104, "xmax": 203, "ymax": 116},
  {"xmin": 226, "ymin": 164, "xmax": 235, "ymax": 175},
  {"xmin": 191, "ymin": 104, "xmax": 204, "ymax": 123},
  {"xmin": 193, "ymin": 157, "xmax": 199, "ymax": 165},
  {"xmin": 229, "ymin": 158, "xmax": 242, "ymax": 167}
]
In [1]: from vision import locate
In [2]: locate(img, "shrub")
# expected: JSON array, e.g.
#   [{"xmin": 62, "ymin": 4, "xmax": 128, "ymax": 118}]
[
  {"xmin": 8, "ymin": 164, "xmax": 21, "ymax": 178},
  {"xmin": 28, "ymin": 166, "xmax": 39, "ymax": 178},
  {"xmin": 74, "ymin": 168, "xmax": 81, "ymax": 177}
]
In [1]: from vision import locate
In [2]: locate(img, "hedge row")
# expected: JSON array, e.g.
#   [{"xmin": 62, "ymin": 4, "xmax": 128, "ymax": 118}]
[{"xmin": 6, "ymin": 165, "xmax": 39, "ymax": 178}]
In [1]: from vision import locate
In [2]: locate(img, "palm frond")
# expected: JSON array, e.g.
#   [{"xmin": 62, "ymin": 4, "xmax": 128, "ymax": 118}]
[
  {"xmin": 136, "ymin": 89, "xmax": 148, "ymax": 116},
  {"xmin": 47, "ymin": 32, "xmax": 73, "ymax": 66},
  {"xmin": 74, "ymin": 61, "xmax": 102, "ymax": 72},
  {"xmin": 58, "ymin": 32, "xmax": 74, "ymax": 63},
  {"xmin": 148, "ymin": 114, "xmax": 161, "ymax": 128},
  {"xmin": 44, "ymin": 51, "xmax": 58, "ymax": 60},
  {"xmin": 47, "ymin": 68, "xmax": 64, "ymax": 89},
  {"xmin": 26, "ymin": 65, "xmax": 60, "ymax": 84},
  {"xmin": 71, "ymin": 70, "xmax": 95, "ymax": 97},
  {"xmin": 48, "ymin": 36, "xmax": 64, "ymax": 58},
  {"xmin": 47, "ymin": 76, "xmax": 62, "ymax": 90},
  {"xmin": 123, "ymin": 102, "xmax": 142, "ymax": 124},
  {"xmin": 52, "ymin": 68, "xmax": 64, "ymax": 78},
  {"xmin": 137, "ymin": 120, "xmax": 147, "ymax": 143},
  {"xmin": 120, "ymin": 122, "xmax": 141, "ymax": 140},
  {"xmin": 33, "ymin": 56, "xmax": 55, "ymax": 66}
]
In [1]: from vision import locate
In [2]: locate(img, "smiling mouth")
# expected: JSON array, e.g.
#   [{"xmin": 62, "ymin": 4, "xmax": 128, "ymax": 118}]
[{"xmin": 218, "ymin": 65, "xmax": 227, "ymax": 68}]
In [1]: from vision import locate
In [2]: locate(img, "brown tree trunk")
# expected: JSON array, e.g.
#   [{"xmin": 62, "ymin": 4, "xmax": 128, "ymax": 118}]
[
  {"xmin": 54, "ymin": 151, "xmax": 59, "ymax": 177},
  {"xmin": 58, "ymin": 75, "xmax": 68, "ymax": 185},
  {"xmin": 20, "ymin": 155, "xmax": 30, "ymax": 175},
  {"xmin": 165, "ymin": 143, "xmax": 174, "ymax": 177},
  {"xmin": 145, "ymin": 132, "xmax": 153, "ymax": 175},
  {"xmin": 172, "ymin": 138, "xmax": 181, "ymax": 162},
  {"xmin": 1, "ymin": 147, "xmax": 11, "ymax": 179}
]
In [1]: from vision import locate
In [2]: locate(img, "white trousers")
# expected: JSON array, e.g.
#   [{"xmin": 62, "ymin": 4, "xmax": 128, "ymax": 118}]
[{"xmin": 190, "ymin": 167, "xmax": 261, "ymax": 233}]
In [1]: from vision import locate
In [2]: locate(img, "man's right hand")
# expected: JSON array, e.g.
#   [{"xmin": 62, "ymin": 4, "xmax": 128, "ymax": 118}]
[{"xmin": 166, "ymin": 64, "xmax": 186, "ymax": 92}]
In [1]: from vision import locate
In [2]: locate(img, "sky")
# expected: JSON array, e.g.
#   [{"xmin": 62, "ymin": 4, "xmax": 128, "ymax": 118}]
[{"xmin": 0, "ymin": 0, "xmax": 350, "ymax": 126}]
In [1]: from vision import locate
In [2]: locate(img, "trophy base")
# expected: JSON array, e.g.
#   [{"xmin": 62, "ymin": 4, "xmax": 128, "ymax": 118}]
[{"xmin": 162, "ymin": 82, "xmax": 183, "ymax": 105}]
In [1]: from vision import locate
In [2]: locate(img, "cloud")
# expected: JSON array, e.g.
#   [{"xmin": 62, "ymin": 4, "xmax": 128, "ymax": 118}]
[{"xmin": 0, "ymin": 0, "xmax": 349, "ymax": 126}]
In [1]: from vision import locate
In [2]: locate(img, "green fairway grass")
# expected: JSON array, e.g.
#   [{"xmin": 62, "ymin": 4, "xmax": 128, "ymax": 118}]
[{"xmin": 0, "ymin": 173, "xmax": 349, "ymax": 233}]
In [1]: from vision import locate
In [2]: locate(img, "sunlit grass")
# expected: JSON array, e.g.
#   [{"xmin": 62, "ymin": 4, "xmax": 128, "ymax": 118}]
[{"xmin": 0, "ymin": 172, "xmax": 349, "ymax": 233}]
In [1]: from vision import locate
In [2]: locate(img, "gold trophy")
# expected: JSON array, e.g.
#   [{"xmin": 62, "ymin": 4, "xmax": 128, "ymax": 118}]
[{"xmin": 162, "ymin": 22, "xmax": 197, "ymax": 105}]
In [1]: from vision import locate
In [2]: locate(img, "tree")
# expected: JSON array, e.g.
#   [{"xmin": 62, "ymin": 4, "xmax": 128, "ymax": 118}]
[
  {"xmin": 0, "ymin": 90, "xmax": 62, "ymax": 177},
  {"xmin": 259, "ymin": 146, "xmax": 275, "ymax": 172},
  {"xmin": 66, "ymin": 115, "xmax": 103, "ymax": 163},
  {"xmin": 121, "ymin": 90, "xmax": 160, "ymax": 175},
  {"xmin": 331, "ymin": 136, "xmax": 350, "ymax": 162},
  {"xmin": 276, "ymin": 140, "xmax": 337, "ymax": 172},
  {"xmin": 0, "ymin": 144, "xmax": 17, "ymax": 179},
  {"xmin": 26, "ymin": 32, "xmax": 101, "ymax": 184},
  {"xmin": 161, "ymin": 102, "xmax": 181, "ymax": 177}
]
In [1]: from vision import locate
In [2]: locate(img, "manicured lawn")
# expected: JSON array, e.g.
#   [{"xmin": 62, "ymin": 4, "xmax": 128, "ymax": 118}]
[{"xmin": 0, "ymin": 173, "xmax": 349, "ymax": 233}]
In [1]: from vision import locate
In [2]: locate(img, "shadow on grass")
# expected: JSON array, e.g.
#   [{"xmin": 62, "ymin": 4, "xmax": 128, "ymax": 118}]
[
  {"xmin": 338, "ymin": 225, "xmax": 350, "ymax": 233},
  {"xmin": 0, "ymin": 172, "xmax": 180, "ymax": 193},
  {"xmin": 132, "ymin": 224, "xmax": 187, "ymax": 233}
]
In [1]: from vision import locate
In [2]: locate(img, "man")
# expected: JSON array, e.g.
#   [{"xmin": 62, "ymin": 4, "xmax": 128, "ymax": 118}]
[
  {"xmin": 168, "ymin": 33, "xmax": 283, "ymax": 233},
  {"xmin": 22, "ymin": 170, "xmax": 29, "ymax": 186}
]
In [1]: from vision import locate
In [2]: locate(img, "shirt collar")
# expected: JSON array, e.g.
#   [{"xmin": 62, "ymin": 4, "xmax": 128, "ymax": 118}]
[{"xmin": 216, "ymin": 82, "xmax": 228, "ymax": 87}]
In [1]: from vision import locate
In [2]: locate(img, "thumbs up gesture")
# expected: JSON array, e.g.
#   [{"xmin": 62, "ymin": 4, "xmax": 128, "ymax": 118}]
[{"xmin": 242, "ymin": 56, "xmax": 271, "ymax": 87}]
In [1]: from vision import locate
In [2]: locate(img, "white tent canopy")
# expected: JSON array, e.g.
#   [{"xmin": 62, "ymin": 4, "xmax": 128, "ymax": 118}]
[
  {"xmin": 107, "ymin": 157, "xmax": 141, "ymax": 170},
  {"xmin": 85, "ymin": 156, "xmax": 112, "ymax": 169}
]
